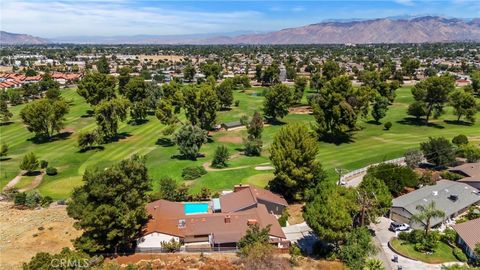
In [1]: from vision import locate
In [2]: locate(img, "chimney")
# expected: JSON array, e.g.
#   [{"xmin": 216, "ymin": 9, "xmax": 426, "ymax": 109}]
[
  {"xmin": 247, "ymin": 219, "xmax": 257, "ymax": 226},
  {"xmin": 234, "ymin": 184, "xmax": 250, "ymax": 193},
  {"xmin": 225, "ymin": 215, "xmax": 231, "ymax": 223}
]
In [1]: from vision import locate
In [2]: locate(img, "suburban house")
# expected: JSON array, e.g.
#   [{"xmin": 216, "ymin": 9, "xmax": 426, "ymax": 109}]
[
  {"xmin": 390, "ymin": 180, "xmax": 480, "ymax": 229},
  {"xmin": 449, "ymin": 163, "xmax": 480, "ymax": 189},
  {"xmin": 136, "ymin": 185, "xmax": 289, "ymax": 251},
  {"xmin": 453, "ymin": 218, "xmax": 480, "ymax": 260}
]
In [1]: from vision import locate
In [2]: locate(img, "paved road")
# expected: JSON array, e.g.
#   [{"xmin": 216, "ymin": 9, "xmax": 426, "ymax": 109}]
[{"xmin": 371, "ymin": 217, "xmax": 464, "ymax": 270}]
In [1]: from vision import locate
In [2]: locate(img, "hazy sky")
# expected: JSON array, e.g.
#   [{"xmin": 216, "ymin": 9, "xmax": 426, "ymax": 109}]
[{"xmin": 2, "ymin": 0, "xmax": 479, "ymax": 37}]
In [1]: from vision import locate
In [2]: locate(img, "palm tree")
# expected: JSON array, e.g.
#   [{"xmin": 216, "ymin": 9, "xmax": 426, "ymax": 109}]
[
  {"xmin": 364, "ymin": 258, "xmax": 386, "ymax": 270},
  {"xmin": 411, "ymin": 201, "xmax": 445, "ymax": 235}
]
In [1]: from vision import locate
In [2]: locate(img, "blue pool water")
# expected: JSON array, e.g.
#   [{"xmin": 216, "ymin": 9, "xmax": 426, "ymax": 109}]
[{"xmin": 184, "ymin": 203, "xmax": 209, "ymax": 215}]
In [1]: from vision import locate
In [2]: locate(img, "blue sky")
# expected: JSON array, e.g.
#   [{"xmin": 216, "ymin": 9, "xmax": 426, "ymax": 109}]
[{"xmin": 2, "ymin": 0, "xmax": 479, "ymax": 37}]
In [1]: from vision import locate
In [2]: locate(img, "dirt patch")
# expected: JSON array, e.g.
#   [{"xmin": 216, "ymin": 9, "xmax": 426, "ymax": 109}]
[
  {"xmin": 217, "ymin": 136, "xmax": 243, "ymax": 144},
  {"xmin": 0, "ymin": 202, "xmax": 81, "ymax": 270},
  {"xmin": 289, "ymin": 106, "xmax": 312, "ymax": 114},
  {"xmin": 287, "ymin": 204, "xmax": 305, "ymax": 225},
  {"xmin": 293, "ymin": 258, "xmax": 346, "ymax": 270},
  {"xmin": 111, "ymin": 253, "xmax": 240, "ymax": 268}
]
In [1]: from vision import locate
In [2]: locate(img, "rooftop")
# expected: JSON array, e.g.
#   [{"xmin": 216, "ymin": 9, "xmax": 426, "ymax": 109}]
[
  {"xmin": 453, "ymin": 218, "xmax": 480, "ymax": 251},
  {"xmin": 392, "ymin": 180, "xmax": 480, "ymax": 226}
]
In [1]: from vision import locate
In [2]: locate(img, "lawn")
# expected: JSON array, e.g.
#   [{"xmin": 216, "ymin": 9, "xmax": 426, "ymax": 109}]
[
  {"xmin": 0, "ymin": 86, "xmax": 479, "ymax": 199},
  {"xmin": 390, "ymin": 238, "xmax": 459, "ymax": 264}
]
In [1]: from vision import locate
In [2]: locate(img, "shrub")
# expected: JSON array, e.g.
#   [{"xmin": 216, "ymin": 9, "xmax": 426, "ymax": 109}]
[
  {"xmin": 384, "ymin": 121, "xmax": 392, "ymax": 130},
  {"xmin": 46, "ymin": 167, "xmax": 58, "ymax": 175},
  {"xmin": 457, "ymin": 143, "xmax": 480, "ymax": 163},
  {"xmin": 234, "ymin": 100, "xmax": 240, "ymax": 107},
  {"xmin": 40, "ymin": 196, "xmax": 53, "ymax": 207},
  {"xmin": 211, "ymin": 145, "xmax": 230, "ymax": 168},
  {"xmin": 289, "ymin": 243, "xmax": 302, "ymax": 266},
  {"xmin": 181, "ymin": 166, "xmax": 207, "ymax": 180},
  {"xmin": 161, "ymin": 238, "xmax": 182, "ymax": 252},
  {"xmin": 398, "ymin": 231, "xmax": 410, "ymax": 241},
  {"xmin": 452, "ymin": 134, "xmax": 469, "ymax": 146},
  {"xmin": 244, "ymin": 137, "xmax": 262, "ymax": 156},
  {"xmin": 453, "ymin": 247, "xmax": 468, "ymax": 262},
  {"xmin": 441, "ymin": 228, "xmax": 457, "ymax": 245},
  {"xmin": 413, "ymin": 231, "xmax": 440, "ymax": 253},
  {"xmin": 40, "ymin": 160, "xmax": 48, "ymax": 169},
  {"xmin": 278, "ymin": 209, "xmax": 289, "ymax": 227},
  {"xmin": 440, "ymin": 171, "xmax": 464, "ymax": 181},
  {"xmin": 14, "ymin": 192, "xmax": 27, "ymax": 206}
]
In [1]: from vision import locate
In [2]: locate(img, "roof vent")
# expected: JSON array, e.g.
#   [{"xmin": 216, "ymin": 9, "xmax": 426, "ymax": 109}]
[
  {"xmin": 448, "ymin": 195, "xmax": 459, "ymax": 202},
  {"xmin": 225, "ymin": 215, "xmax": 231, "ymax": 224},
  {"xmin": 178, "ymin": 219, "xmax": 186, "ymax": 228}
]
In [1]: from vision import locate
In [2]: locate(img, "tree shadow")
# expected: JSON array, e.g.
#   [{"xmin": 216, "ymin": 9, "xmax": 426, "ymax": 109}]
[
  {"xmin": 170, "ymin": 153, "xmax": 205, "ymax": 160},
  {"xmin": 0, "ymin": 121, "xmax": 13, "ymax": 126},
  {"xmin": 28, "ymin": 131, "xmax": 73, "ymax": 144},
  {"xmin": 444, "ymin": 120, "xmax": 473, "ymax": 126},
  {"xmin": 396, "ymin": 117, "xmax": 444, "ymax": 129},
  {"xmin": 114, "ymin": 132, "xmax": 132, "ymax": 141},
  {"xmin": 156, "ymin": 138, "xmax": 175, "ymax": 147},
  {"xmin": 0, "ymin": 157, "xmax": 12, "ymax": 161},
  {"xmin": 219, "ymin": 107, "xmax": 232, "ymax": 112},
  {"xmin": 80, "ymin": 110, "xmax": 95, "ymax": 118},
  {"xmin": 146, "ymin": 111, "xmax": 155, "ymax": 116},
  {"xmin": 78, "ymin": 146, "xmax": 105, "ymax": 153},
  {"xmin": 24, "ymin": 170, "xmax": 42, "ymax": 177},
  {"xmin": 128, "ymin": 119, "xmax": 149, "ymax": 125},
  {"xmin": 366, "ymin": 120, "xmax": 381, "ymax": 125},
  {"xmin": 319, "ymin": 133, "xmax": 354, "ymax": 145},
  {"xmin": 266, "ymin": 118, "xmax": 287, "ymax": 126}
]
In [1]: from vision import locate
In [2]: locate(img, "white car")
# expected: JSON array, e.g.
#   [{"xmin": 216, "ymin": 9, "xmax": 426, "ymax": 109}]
[{"xmin": 389, "ymin": 222, "xmax": 410, "ymax": 232}]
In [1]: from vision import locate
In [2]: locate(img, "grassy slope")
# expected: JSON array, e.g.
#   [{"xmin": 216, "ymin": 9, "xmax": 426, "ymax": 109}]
[{"xmin": 0, "ymin": 87, "xmax": 479, "ymax": 199}]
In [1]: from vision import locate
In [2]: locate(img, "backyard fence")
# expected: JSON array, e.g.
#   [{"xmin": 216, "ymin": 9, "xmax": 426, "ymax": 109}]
[{"xmin": 340, "ymin": 157, "xmax": 406, "ymax": 182}]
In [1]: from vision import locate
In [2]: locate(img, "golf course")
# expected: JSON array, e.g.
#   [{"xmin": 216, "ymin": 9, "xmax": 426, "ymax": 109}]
[{"xmin": 1, "ymin": 86, "xmax": 479, "ymax": 199}]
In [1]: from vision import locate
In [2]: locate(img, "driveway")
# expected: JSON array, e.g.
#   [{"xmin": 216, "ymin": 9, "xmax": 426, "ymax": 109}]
[
  {"xmin": 282, "ymin": 222, "xmax": 317, "ymax": 255},
  {"xmin": 370, "ymin": 217, "xmax": 464, "ymax": 270}
]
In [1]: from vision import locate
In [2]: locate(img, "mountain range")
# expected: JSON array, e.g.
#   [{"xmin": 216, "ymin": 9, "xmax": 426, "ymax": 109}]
[{"xmin": 2, "ymin": 16, "xmax": 480, "ymax": 45}]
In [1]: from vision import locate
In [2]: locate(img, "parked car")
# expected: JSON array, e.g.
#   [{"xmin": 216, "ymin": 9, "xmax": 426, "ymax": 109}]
[{"xmin": 389, "ymin": 222, "xmax": 410, "ymax": 232}]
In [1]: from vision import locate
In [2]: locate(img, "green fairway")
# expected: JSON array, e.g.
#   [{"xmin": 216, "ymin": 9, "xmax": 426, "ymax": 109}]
[{"xmin": 0, "ymin": 86, "xmax": 479, "ymax": 199}]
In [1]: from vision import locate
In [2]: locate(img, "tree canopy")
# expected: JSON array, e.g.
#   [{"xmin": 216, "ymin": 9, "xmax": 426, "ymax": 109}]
[
  {"xmin": 269, "ymin": 124, "xmax": 325, "ymax": 201},
  {"xmin": 20, "ymin": 98, "xmax": 69, "ymax": 139},
  {"xmin": 67, "ymin": 155, "xmax": 151, "ymax": 253},
  {"xmin": 77, "ymin": 72, "xmax": 116, "ymax": 106}
]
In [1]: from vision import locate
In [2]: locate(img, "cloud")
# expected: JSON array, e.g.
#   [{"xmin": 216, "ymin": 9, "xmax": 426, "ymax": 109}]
[{"xmin": 1, "ymin": 0, "xmax": 263, "ymax": 37}]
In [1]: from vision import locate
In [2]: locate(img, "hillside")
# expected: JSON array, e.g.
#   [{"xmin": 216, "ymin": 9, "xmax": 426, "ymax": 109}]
[
  {"xmin": 203, "ymin": 16, "xmax": 480, "ymax": 44},
  {"xmin": 0, "ymin": 31, "xmax": 49, "ymax": 45}
]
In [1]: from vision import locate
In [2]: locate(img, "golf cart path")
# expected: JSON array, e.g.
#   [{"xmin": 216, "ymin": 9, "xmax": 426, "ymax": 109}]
[{"xmin": 2, "ymin": 171, "xmax": 24, "ymax": 191}]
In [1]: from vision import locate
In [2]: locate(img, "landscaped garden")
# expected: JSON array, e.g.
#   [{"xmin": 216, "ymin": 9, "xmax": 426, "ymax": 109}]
[
  {"xmin": 390, "ymin": 238, "xmax": 459, "ymax": 264},
  {"xmin": 0, "ymin": 86, "xmax": 479, "ymax": 199}
]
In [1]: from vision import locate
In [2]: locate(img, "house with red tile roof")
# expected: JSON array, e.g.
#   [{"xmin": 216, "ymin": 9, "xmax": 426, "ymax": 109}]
[{"xmin": 136, "ymin": 185, "xmax": 289, "ymax": 252}]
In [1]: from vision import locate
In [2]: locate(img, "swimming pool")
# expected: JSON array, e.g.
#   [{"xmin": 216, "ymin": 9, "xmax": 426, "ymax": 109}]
[{"xmin": 184, "ymin": 203, "xmax": 209, "ymax": 215}]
